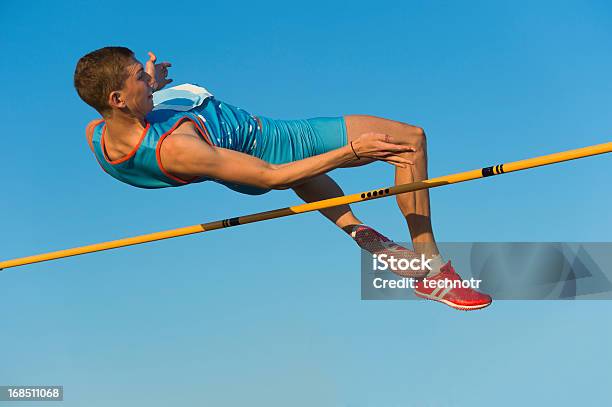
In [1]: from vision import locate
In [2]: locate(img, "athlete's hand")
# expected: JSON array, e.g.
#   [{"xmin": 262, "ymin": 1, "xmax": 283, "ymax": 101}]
[
  {"xmin": 351, "ymin": 132, "xmax": 416, "ymax": 168},
  {"xmin": 145, "ymin": 51, "xmax": 173, "ymax": 92}
]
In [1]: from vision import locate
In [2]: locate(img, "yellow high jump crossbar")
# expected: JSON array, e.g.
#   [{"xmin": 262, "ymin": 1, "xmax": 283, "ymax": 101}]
[{"xmin": 1, "ymin": 142, "xmax": 610, "ymax": 271}]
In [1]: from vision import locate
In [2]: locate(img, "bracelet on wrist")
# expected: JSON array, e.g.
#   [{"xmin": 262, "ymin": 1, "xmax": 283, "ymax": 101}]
[{"xmin": 350, "ymin": 140, "xmax": 360, "ymax": 160}]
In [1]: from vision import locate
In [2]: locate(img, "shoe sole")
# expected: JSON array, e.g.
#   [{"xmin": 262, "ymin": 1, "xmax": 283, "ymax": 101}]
[{"xmin": 414, "ymin": 291, "xmax": 492, "ymax": 311}]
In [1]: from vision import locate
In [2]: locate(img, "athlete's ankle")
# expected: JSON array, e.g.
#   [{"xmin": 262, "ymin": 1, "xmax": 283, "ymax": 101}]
[
  {"xmin": 344, "ymin": 224, "xmax": 395, "ymax": 253},
  {"xmin": 342, "ymin": 223, "xmax": 367, "ymax": 236},
  {"xmin": 425, "ymin": 254, "xmax": 445, "ymax": 277}
]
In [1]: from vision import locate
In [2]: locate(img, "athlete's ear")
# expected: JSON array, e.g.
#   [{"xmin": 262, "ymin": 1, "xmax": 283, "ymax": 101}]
[{"xmin": 108, "ymin": 90, "xmax": 126, "ymax": 109}]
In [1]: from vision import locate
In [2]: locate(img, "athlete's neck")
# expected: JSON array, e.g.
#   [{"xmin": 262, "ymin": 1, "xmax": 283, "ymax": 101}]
[
  {"xmin": 103, "ymin": 111, "xmax": 147, "ymax": 159},
  {"xmin": 106, "ymin": 109, "xmax": 146, "ymax": 135}
]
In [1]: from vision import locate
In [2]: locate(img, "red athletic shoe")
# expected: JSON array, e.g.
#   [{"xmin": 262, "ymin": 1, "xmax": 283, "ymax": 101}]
[
  {"xmin": 414, "ymin": 261, "xmax": 492, "ymax": 310},
  {"xmin": 350, "ymin": 225, "xmax": 428, "ymax": 278}
]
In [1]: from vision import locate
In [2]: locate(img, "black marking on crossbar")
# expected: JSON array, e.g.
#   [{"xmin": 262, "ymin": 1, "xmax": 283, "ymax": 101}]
[
  {"xmin": 221, "ymin": 218, "xmax": 241, "ymax": 227},
  {"xmin": 483, "ymin": 164, "xmax": 505, "ymax": 177},
  {"xmin": 362, "ymin": 188, "xmax": 392, "ymax": 200}
]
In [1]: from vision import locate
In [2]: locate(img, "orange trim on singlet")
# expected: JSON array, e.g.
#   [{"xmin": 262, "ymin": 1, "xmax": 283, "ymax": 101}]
[
  {"xmin": 86, "ymin": 119, "xmax": 104, "ymax": 152},
  {"xmin": 85, "ymin": 119, "xmax": 111, "ymax": 174},
  {"xmin": 156, "ymin": 116, "xmax": 214, "ymax": 184},
  {"xmin": 100, "ymin": 122, "xmax": 151, "ymax": 165}
]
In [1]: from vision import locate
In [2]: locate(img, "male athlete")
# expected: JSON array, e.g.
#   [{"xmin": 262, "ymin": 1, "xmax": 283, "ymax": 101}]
[{"xmin": 74, "ymin": 46, "xmax": 492, "ymax": 310}]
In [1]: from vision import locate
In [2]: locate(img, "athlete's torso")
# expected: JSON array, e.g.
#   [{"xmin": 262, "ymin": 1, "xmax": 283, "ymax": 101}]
[{"xmin": 87, "ymin": 84, "xmax": 269, "ymax": 194}]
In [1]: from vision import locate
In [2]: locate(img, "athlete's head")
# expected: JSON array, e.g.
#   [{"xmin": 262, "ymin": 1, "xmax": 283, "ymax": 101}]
[{"xmin": 74, "ymin": 46, "xmax": 154, "ymax": 118}]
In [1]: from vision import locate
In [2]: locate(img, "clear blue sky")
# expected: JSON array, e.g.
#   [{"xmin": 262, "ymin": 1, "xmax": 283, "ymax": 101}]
[{"xmin": 1, "ymin": 0, "xmax": 611, "ymax": 405}]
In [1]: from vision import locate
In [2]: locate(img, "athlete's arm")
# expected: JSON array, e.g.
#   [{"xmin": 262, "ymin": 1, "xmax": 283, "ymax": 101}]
[{"xmin": 160, "ymin": 131, "xmax": 415, "ymax": 190}]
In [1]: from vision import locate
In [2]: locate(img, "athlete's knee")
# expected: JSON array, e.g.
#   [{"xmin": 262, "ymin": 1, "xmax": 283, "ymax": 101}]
[
  {"xmin": 396, "ymin": 122, "xmax": 426, "ymax": 153},
  {"xmin": 412, "ymin": 126, "xmax": 427, "ymax": 152},
  {"xmin": 407, "ymin": 124, "xmax": 425, "ymax": 138}
]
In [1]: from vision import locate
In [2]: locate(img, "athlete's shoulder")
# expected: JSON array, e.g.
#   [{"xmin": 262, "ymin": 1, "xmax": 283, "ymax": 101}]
[{"xmin": 85, "ymin": 119, "xmax": 104, "ymax": 152}]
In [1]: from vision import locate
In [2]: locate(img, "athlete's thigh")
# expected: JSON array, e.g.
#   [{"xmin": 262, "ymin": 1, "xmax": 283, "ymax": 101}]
[{"xmin": 345, "ymin": 114, "xmax": 421, "ymax": 143}]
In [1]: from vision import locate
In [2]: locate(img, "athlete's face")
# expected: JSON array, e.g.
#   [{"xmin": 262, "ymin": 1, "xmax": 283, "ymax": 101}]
[{"xmin": 110, "ymin": 58, "xmax": 154, "ymax": 118}]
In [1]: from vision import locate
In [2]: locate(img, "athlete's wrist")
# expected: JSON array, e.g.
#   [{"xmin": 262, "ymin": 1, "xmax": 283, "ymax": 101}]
[
  {"xmin": 349, "ymin": 138, "xmax": 364, "ymax": 161},
  {"xmin": 350, "ymin": 140, "xmax": 360, "ymax": 160},
  {"xmin": 340, "ymin": 143, "xmax": 359, "ymax": 164}
]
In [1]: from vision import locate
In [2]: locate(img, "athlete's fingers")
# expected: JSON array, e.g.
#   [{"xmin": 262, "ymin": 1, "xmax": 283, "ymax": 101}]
[
  {"xmin": 376, "ymin": 149, "xmax": 415, "ymax": 162},
  {"xmin": 384, "ymin": 153, "xmax": 413, "ymax": 164},
  {"xmin": 392, "ymin": 159, "xmax": 414, "ymax": 166},
  {"xmin": 360, "ymin": 149, "xmax": 413, "ymax": 165},
  {"xmin": 373, "ymin": 154, "xmax": 407, "ymax": 167},
  {"xmin": 380, "ymin": 155, "xmax": 414, "ymax": 166},
  {"xmin": 368, "ymin": 133, "xmax": 417, "ymax": 152},
  {"xmin": 387, "ymin": 160, "xmax": 409, "ymax": 168},
  {"xmin": 145, "ymin": 52, "xmax": 157, "ymax": 81},
  {"xmin": 377, "ymin": 141, "xmax": 416, "ymax": 152}
]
